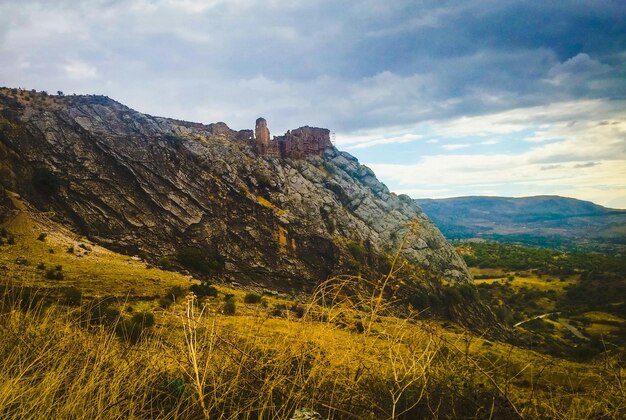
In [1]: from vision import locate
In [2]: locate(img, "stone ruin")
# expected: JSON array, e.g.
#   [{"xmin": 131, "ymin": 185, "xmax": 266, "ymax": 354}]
[{"xmin": 251, "ymin": 117, "xmax": 333, "ymax": 159}]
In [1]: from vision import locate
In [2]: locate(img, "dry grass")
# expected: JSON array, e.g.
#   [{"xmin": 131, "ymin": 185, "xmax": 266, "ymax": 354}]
[
  {"xmin": 0, "ymin": 198, "xmax": 624, "ymax": 418},
  {"xmin": 0, "ymin": 279, "xmax": 624, "ymax": 419}
]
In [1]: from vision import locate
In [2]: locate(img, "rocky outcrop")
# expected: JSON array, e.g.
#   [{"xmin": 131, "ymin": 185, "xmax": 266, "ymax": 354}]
[
  {"xmin": 0, "ymin": 88, "xmax": 501, "ymax": 332},
  {"xmin": 253, "ymin": 118, "xmax": 333, "ymax": 159}
]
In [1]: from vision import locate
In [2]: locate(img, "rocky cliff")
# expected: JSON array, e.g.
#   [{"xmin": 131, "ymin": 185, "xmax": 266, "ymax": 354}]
[{"xmin": 0, "ymin": 88, "xmax": 500, "ymax": 331}]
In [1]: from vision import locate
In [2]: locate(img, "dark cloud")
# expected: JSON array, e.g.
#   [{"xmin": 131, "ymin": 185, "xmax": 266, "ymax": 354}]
[
  {"xmin": 0, "ymin": 0, "xmax": 624, "ymax": 133},
  {"xmin": 574, "ymin": 162, "xmax": 599, "ymax": 168}
]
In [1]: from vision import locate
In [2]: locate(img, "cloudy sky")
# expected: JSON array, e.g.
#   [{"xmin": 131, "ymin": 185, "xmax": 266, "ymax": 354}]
[{"xmin": 1, "ymin": 0, "xmax": 625, "ymax": 207}]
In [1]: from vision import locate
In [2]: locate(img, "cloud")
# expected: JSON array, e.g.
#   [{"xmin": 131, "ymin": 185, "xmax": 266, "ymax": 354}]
[
  {"xmin": 0, "ymin": 0, "xmax": 625, "ymax": 205},
  {"xmin": 63, "ymin": 60, "xmax": 98, "ymax": 79},
  {"xmin": 441, "ymin": 143, "xmax": 470, "ymax": 151},
  {"xmin": 574, "ymin": 162, "xmax": 599, "ymax": 169}
]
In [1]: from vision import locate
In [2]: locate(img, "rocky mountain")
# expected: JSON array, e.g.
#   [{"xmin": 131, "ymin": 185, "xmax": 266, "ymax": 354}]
[
  {"xmin": 416, "ymin": 196, "xmax": 626, "ymax": 251},
  {"xmin": 0, "ymin": 87, "xmax": 500, "ymax": 331}
]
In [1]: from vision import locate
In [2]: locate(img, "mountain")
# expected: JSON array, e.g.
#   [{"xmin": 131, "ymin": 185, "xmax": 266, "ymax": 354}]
[
  {"xmin": 415, "ymin": 196, "xmax": 626, "ymax": 251},
  {"xmin": 0, "ymin": 87, "xmax": 500, "ymax": 330}
]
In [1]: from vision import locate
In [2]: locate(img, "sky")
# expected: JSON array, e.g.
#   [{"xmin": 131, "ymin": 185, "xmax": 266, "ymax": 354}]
[{"xmin": 1, "ymin": 0, "xmax": 625, "ymax": 208}]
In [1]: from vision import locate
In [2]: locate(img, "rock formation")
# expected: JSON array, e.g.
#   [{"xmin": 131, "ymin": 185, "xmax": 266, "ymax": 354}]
[
  {"xmin": 0, "ymin": 87, "xmax": 502, "ymax": 332},
  {"xmin": 253, "ymin": 118, "xmax": 333, "ymax": 159}
]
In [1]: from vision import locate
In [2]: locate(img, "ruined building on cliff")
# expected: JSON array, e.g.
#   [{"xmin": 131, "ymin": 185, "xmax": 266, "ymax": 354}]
[{"xmin": 252, "ymin": 117, "xmax": 333, "ymax": 159}]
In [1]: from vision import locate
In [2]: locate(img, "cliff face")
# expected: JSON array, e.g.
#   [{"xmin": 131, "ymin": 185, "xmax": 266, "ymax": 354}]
[{"xmin": 0, "ymin": 88, "xmax": 500, "ymax": 330}]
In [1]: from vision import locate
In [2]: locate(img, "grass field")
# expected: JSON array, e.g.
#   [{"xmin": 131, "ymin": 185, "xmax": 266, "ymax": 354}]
[{"xmin": 0, "ymin": 195, "xmax": 624, "ymax": 418}]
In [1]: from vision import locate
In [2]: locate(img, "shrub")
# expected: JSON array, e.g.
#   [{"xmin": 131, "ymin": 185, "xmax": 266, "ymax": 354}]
[
  {"xmin": 163, "ymin": 133, "xmax": 184, "ymax": 148},
  {"xmin": 157, "ymin": 256, "xmax": 171, "ymax": 269},
  {"xmin": 254, "ymin": 172, "xmax": 272, "ymax": 189},
  {"xmin": 189, "ymin": 283, "xmax": 218, "ymax": 298},
  {"xmin": 6, "ymin": 235, "xmax": 15, "ymax": 245},
  {"xmin": 61, "ymin": 287, "xmax": 82, "ymax": 306},
  {"xmin": 244, "ymin": 292, "xmax": 262, "ymax": 304},
  {"xmin": 45, "ymin": 266, "xmax": 63, "ymax": 280},
  {"xmin": 347, "ymin": 241, "xmax": 366, "ymax": 263},
  {"xmin": 37, "ymin": 233, "xmax": 47, "ymax": 241},
  {"xmin": 67, "ymin": 246, "xmax": 74, "ymax": 253},
  {"xmin": 36, "ymin": 262, "xmax": 46, "ymax": 270},
  {"xmin": 87, "ymin": 300, "xmax": 121, "ymax": 326},
  {"xmin": 117, "ymin": 311, "xmax": 156, "ymax": 343},
  {"xmin": 223, "ymin": 297, "xmax": 236, "ymax": 315},
  {"xmin": 166, "ymin": 286, "xmax": 187, "ymax": 300},
  {"xmin": 177, "ymin": 246, "xmax": 224, "ymax": 275}
]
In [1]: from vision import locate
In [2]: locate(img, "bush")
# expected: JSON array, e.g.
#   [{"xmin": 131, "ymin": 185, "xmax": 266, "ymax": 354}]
[
  {"xmin": 45, "ymin": 267, "xmax": 64, "ymax": 280},
  {"xmin": 189, "ymin": 283, "xmax": 218, "ymax": 298},
  {"xmin": 7, "ymin": 235, "xmax": 15, "ymax": 245},
  {"xmin": 166, "ymin": 286, "xmax": 187, "ymax": 300},
  {"xmin": 117, "ymin": 311, "xmax": 156, "ymax": 343},
  {"xmin": 157, "ymin": 256, "xmax": 171, "ymax": 269},
  {"xmin": 61, "ymin": 287, "xmax": 82, "ymax": 306},
  {"xmin": 347, "ymin": 241, "xmax": 366, "ymax": 263},
  {"xmin": 37, "ymin": 233, "xmax": 47, "ymax": 241},
  {"xmin": 177, "ymin": 247, "xmax": 224, "ymax": 275},
  {"xmin": 244, "ymin": 292, "xmax": 262, "ymax": 304},
  {"xmin": 254, "ymin": 172, "xmax": 272, "ymax": 189},
  {"xmin": 223, "ymin": 297, "xmax": 236, "ymax": 315},
  {"xmin": 87, "ymin": 300, "xmax": 121, "ymax": 326}
]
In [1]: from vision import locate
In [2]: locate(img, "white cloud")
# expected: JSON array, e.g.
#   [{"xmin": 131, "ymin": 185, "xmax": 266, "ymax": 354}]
[
  {"xmin": 63, "ymin": 60, "xmax": 98, "ymax": 79},
  {"xmin": 441, "ymin": 143, "xmax": 470, "ymax": 150}
]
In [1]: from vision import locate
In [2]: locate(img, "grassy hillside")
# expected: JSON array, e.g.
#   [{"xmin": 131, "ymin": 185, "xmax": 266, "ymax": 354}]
[{"xmin": 1, "ymin": 195, "xmax": 624, "ymax": 418}]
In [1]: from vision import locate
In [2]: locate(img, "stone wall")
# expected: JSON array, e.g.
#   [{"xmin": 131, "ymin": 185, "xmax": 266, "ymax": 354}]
[{"xmin": 252, "ymin": 118, "xmax": 333, "ymax": 159}]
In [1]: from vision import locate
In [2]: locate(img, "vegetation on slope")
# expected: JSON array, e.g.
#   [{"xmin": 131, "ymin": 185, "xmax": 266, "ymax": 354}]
[
  {"xmin": 460, "ymin": 241, "xmax": 626, "ymax": 360},
  {"xmin": 0, "ymin": 197, "xmax": 624, "ymax": 418}
]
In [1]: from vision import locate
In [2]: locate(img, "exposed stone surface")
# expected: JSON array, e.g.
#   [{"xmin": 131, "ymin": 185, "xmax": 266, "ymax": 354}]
[
  {"xmin": 0, "ymin": 88, "xmax": 501, "ymax": 332},
  {"xmin": 253, "ymin": 118, "xmax": 333, "ymax": 159}
]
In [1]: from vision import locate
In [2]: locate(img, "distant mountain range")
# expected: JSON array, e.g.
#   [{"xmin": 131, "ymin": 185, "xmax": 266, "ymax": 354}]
[{"xmin": 415, "ymin": 196, "xmax": 626, "ymax": 251}]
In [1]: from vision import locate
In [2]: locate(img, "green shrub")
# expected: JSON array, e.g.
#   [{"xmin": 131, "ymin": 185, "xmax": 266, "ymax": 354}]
[
  {"xmin": 177, "ymin": 247, "xmax": 224, "ymax": 275},
  {"xmin": 166, "ymin": 286, "xmax": 187, "ymax": 300},
  {"xmin": 61, "ymin": 287, "xmax": 82, "ymax": 306},
  {"xmin": 157, "ymin": 256, "xmax": 171, "ymax": 269},
  {"xmin": 37, "ymin": 233, "xmax": 47, "ymax": 241},
  {"xmin": 223, "ymin": 297, "xmax": 236, "ymax": 315},
  {"xmin": 347, "ymin": 241, "xmax": 366, "ymax": 263},
  {"xmin": 87, "ymin": 300, "xmax": 121, "ymax": 326},
  {"xmin": 45, "ymin": 267, "xmax": 63, "ymax": 280},
  {"xmin": 189, "ymin": 283, "xmax": 218, "ymax": 298},
  {"xmin": 254, "ymin": 172, "xmax": 272, "ymax": 189},
  {"xmin": 118, "ymin": 311, "xmax": 156, "ymax": 343},
  {"xmin": 243, "ymin": 292, "xmax": 262, "ymax": 304}
]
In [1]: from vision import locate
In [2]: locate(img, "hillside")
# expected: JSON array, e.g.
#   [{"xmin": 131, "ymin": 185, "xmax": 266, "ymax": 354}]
[
  {"xmin": 0, "ymin": 87, "xmax": 497, "ymax": 331},
  {"xmin": 415, "ymin": 195, "xmax": 626, "ymax": 251},
  {"xmin": 0, "ymin": 190, "xmax": 623, "ymax": 418}
]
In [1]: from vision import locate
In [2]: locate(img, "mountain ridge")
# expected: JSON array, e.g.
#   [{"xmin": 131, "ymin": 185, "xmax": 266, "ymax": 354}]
[
  {"xmin": 415, "ymin": 195, "xmax": 626, "ymax": 251},
  {"xmin": 0, "ymin": 87, "xmax": 501, "ymax": 331}
]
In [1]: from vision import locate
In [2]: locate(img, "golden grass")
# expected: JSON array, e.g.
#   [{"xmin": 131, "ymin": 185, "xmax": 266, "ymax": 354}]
[
  {"xmin": 1, "ymin": 196, "xmax": 624, "ymax": 418},
  {"xmin": 473, "ymin": 269, "xmax": 577, "ymax": 292},
  {"xmin": 0, "ymin": 193, "xmax": 191, "ymax": 297}
]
